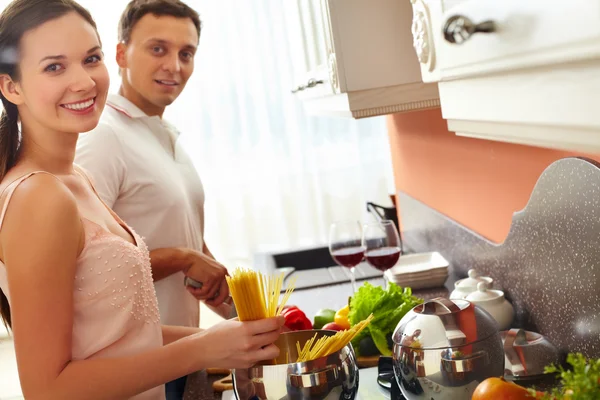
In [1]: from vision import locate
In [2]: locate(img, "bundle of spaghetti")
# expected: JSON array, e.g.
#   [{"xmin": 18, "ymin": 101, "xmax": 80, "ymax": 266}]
[
  {"xmin": 226, "ymin": 267, "xmax": 296, "ymax": 321},
  {"xmin": 295, "ymin": 314, "xmax": 374, "ymax": 362}
]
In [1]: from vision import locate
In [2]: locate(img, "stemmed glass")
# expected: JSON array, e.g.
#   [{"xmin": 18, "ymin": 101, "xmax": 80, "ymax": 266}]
[
  {"xmin": 362, "ymin": 220, "xmax": 402, "ymax": 289},
  {"xmin": 329, "ymin": 221, "xmax": 365, "ymax": 294}
]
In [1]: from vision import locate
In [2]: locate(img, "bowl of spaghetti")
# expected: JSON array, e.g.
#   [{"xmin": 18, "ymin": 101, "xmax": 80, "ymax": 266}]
[{"xmin": 232, "ymin": 329, "xmax": 360, "ymax": 400}]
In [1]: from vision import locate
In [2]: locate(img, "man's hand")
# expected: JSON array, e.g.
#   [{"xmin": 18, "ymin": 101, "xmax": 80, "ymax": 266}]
[{"xmin": 183, "ymin": 250, "xmax": 230, "ymax": 307}]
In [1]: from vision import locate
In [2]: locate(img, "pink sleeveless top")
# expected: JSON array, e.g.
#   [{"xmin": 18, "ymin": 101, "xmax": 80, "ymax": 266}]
[{"xmin": 0, "ymin": 170, "xmax": 165, "ymax": 400}]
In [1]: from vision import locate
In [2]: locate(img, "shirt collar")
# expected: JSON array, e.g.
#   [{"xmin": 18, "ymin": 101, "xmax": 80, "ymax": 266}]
[
  {"xmin": 106, "ymin": 93, "xmax": 150, "ymax": 119},
  {"xmin": 106, "ymin": 93, "xmax": 181, "ymax": 139}
]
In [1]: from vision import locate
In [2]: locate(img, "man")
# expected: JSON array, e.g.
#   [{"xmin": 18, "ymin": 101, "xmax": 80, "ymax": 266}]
[{"xmin": 76, "ymin": 1, "xmax": 231, "ymax": 398}]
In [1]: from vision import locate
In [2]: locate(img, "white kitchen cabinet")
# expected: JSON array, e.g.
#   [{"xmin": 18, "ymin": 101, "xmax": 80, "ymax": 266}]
[
  {"xmin": 283, "ymin": 0, "xmax": 440, "ymax": 119},
  {"xmin": 410, "ymin": 0, "xmax": 600, "ymax": 152}
]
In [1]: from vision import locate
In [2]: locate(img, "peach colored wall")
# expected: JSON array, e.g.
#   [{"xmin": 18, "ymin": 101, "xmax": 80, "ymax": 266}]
[{"xmin": 387, "ymin": 108, "xmax": 599, "ymax": 243}]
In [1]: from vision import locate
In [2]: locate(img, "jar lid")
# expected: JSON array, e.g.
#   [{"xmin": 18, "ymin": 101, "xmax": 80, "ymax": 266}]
[
  {"xmin": 455, "ymin": 269, "xmax": 492, "ymax": 289},
  {"xmin": 466, "ymin": 282, "xmax": 504, "ymax": 302},
  {"xmin": 392, "ymin": 297, "xmax": 499, "ymax": 349}
]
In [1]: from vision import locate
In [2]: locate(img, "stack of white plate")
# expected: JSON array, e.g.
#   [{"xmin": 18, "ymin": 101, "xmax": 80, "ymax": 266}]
[{"xmin": 384, "ymin": 252, "xmax": 449, "ymax": 290}]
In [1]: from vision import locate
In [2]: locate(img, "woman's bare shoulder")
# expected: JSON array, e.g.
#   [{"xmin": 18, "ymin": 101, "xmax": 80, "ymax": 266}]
[{"xmin": 0, "ymin": 171, "xmax": 79, "ymax": 237}]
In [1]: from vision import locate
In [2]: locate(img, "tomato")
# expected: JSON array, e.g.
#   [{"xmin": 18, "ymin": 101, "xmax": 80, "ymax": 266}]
[{"xmin": 322, "ymin": 322, "xmax": 345, "ymax": 331}]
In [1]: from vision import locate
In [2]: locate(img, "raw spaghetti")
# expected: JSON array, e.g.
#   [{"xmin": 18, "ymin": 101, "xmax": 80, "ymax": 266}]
[
  {"xmin": 295, "ymin": 314, "xmax": 374, "ymax": 362},
  {"xmin": 226, "ymin": 268, "xmax": 296, "ymax": 321}
]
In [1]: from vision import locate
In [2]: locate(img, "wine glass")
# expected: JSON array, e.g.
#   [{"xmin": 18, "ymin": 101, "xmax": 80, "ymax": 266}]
[
  {"xmin": 329, "ymin": 221, "xmax": 364, "ymax": 294},
  {"xmin": 362, "ymin": 220, "xmax": 402, "ymax": 289}
]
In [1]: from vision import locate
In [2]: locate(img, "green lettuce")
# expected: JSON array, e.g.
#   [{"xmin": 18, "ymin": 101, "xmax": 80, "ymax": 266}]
[{"xmin": 349, "ymin": 282, "xmax": 422, "ymax": 356}]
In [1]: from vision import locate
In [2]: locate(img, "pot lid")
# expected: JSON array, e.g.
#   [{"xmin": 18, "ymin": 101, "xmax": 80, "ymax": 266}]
[
  {"xmin": 502, "ymin": 329, "xmax": 561, "ymax": 378},
  {"xmin": 466, "ymin": 282, "xmax": 504, "ymax": 302},
  {"xmin": 455, "ymin": 269, "xmax": 492, "ymax": 289},
  {"xmin": 392, "ymin": 297, "xmax": 499, "ymax": 349}
]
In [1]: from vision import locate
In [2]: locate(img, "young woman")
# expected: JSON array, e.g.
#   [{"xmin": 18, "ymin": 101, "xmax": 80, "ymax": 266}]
[{"xmin": 0, "ymin": 1, "xmax": 283, "ymax": 399}]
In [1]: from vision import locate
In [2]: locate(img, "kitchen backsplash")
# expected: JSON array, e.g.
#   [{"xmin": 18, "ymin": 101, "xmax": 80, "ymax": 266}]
[{"xmin": 399, "ymin": 157, "xmax": 600, "ymax": 358}]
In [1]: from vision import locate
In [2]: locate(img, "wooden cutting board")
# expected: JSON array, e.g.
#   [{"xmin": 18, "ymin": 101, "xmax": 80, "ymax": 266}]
[
  {"xmin": 207, "ymin": 368, "xmax": 233, "ymax": 392},
  {"xmin": 356, "ymin": 355, "xmax": 381, "ymax": 368},
  {"xmin": 213, "ymin": 374, "xmax": 233, "ymax": 392},
  {"xmin": 206, "ymin": 368, "xmax": 230, "ymax": 375}
]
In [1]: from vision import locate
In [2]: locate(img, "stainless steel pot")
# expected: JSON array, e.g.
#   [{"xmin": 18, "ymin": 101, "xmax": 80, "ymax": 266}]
[
  {"xmin": 502, "ymin": 328, "xmax": 561, "ymax": 380},
  {"xmin": 392, "ymin": 297, "xmax": 504, "ymax": 400},
  {"xmin": 233, "ymin": 330, "xmax": 359, "ymax": 400}
]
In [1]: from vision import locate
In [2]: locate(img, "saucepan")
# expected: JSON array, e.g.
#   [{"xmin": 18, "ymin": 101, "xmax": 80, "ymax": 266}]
[{"xmin": 233, "ymin": 329, "xmax": 359, "ymax": 400}]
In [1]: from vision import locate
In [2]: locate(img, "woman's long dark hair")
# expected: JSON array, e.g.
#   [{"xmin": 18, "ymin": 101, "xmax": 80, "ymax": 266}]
[{"xmin": 0, "ymin": 0, "xmax": 98, "ymax": 331}]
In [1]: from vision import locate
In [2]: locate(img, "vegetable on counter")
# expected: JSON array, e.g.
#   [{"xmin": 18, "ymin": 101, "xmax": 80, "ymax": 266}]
[
  {"xmin": 472, "ymin": 377, "xmax": 536, "ymax": 400},
  {"xmin": 473, "ymin": 353, "xmax": 600, "ymax": 400},
  {"xmin": 282, "ymin": 305, "xmax": 312, "ymax": 331},
  {"xmin": 531, "ymin": 353, "xmax": 600, "ymax": 400},
  {"xmin": 313, "ymin": 308, "xmax": 336, "ymax": 329},
  {"xmin": 322, "ymin": 322, "xmax": 345, "ymax": 331},
  {"xmin": 334, "ymin": 305, "xmax": 351, "ymax": 330},
  {"xmin": 358, "ymin": 335, "xmax": 393, "ymax": 357},
  {"xmin": 348, "ymin": 282, "xmax": 423, "ymax": 357}
]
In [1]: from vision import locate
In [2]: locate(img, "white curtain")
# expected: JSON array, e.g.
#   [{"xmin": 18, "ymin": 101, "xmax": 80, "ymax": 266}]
[{"xmin": 2, "ymin": 0, "xmax": 395, "ymax": 268}]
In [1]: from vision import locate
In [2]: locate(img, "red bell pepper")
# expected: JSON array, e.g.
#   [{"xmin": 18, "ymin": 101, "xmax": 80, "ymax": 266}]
[
  {"xmin": 281, "ymin": 305, "xmax": 298, "ymax": 313},
  {"xmin": 282, "ymin": 306, "xmax": 312, "ymax": 331}
]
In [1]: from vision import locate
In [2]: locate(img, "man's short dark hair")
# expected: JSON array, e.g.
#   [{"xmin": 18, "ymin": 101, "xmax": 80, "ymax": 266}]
[{"xmin": 118, "ymin": 0, "xmax": 201, "ymax": 43}]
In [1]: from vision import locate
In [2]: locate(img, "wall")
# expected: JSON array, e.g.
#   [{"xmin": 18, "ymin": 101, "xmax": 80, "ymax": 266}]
[{"xmin": 387, "ymin": 108, "xmax": 599, "ymax": 243}]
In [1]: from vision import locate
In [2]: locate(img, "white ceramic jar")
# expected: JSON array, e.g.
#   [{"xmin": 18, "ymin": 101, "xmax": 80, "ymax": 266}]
[
  {"xmin": 449, "ymin": 269, "xmax": 494, "ymax": 300},
  {"xmin": 466, "ymin": 282, "xmax": 515, "ymax": 331}
]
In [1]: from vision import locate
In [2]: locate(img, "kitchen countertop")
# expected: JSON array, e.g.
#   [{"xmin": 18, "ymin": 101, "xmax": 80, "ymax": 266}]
[
  {"xmin": 183, "ymin": 277, "xmax": 448, "ymax": 400},
  {"xmin": 183, "ymin": 370, "xmax": 223, "ymax": 400}
]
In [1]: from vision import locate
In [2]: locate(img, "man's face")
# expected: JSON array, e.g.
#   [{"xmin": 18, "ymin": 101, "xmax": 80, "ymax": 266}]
[{"xmin": 118, "ymin": 13, "xmax": 198, "ymax": 109}]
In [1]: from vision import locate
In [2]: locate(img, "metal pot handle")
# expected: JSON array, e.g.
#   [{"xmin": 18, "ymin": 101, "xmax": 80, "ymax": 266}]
[
  {"xmin": 503, "ymin": 328, "xmax": 528, "ymax": 376},
  {"xmin": 422, "ymin": 297, "xmax": 461, "ymax": 314},
  {"xmin": 289, "ymin": 365, "xmax": 340, "ymax": 388}
]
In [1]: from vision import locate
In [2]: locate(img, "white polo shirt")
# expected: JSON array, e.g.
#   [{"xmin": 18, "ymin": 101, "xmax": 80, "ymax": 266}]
[{"xmin": 75, "ymin": 93, "xmax": 204, "ymax": 328}]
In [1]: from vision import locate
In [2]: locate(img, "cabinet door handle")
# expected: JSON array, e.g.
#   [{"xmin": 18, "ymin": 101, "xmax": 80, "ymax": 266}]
[
  {"xmin": 291, "ymin": 78, "xmax": 324, "ymax": 93},
  {"xmin": 443, "ymin": 15, "xmax": 496, "ymax": 44}
]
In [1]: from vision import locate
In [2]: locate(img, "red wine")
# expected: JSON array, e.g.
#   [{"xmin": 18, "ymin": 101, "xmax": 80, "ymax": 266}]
[
  {"xmin": 331, "ymin": 247, "xmax": 365, "ymax": 268},
  {"xmin": 365, "ymin": 247, "xmax": 401, "ymax": 271}
]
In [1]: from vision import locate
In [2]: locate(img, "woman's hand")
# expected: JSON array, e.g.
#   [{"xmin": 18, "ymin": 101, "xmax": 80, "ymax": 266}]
[{"xmin": 192, "ymin": 316, "xmax": 285, "ymax": 369}]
